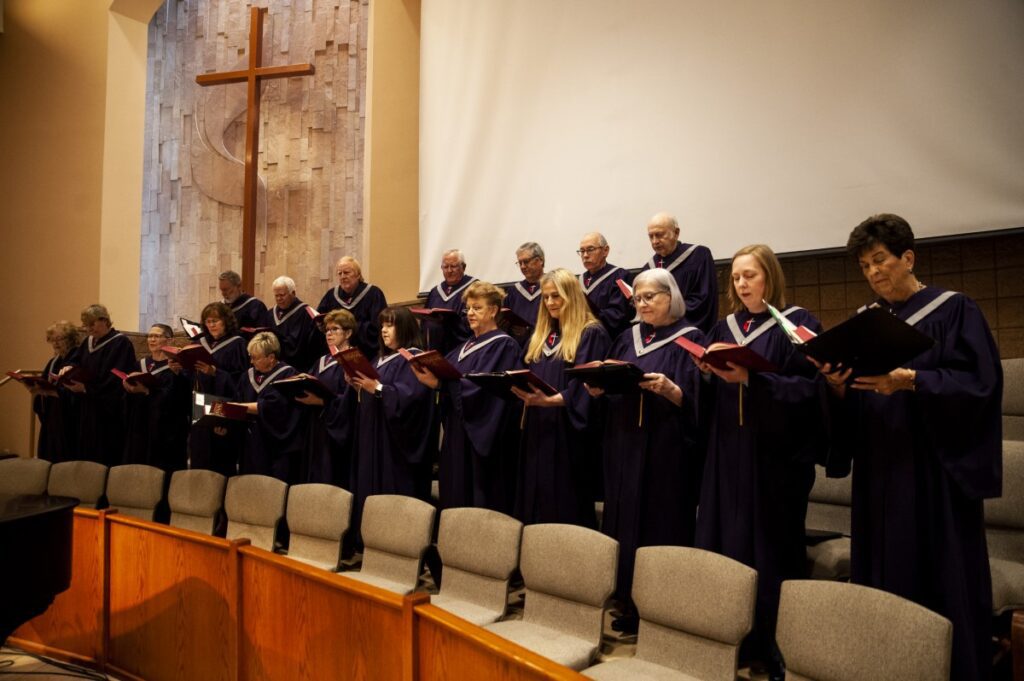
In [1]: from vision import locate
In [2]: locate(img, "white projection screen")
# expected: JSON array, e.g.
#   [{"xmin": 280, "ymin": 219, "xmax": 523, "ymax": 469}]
[{"xmin": 419, "ymin": 0, "xmax": 1024, "ymax": 291}]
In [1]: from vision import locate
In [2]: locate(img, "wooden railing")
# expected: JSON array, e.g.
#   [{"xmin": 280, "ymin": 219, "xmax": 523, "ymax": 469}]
[{"xmin": 10, "ymin": 509, "xmax": 585, "ymax": 681}]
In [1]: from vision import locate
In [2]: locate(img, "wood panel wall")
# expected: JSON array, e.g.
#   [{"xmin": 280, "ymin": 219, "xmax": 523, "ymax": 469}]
[{"xmin": 139, "ymin": 0, "xmax": 368, "ymax": 329}]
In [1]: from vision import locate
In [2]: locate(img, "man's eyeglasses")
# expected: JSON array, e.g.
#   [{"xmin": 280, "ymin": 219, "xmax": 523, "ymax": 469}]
[
  {"xmin": 515, "ymin": 256, "xmax": 540, "ymax": 267},
  {"xmin": 441, "ymin": 264, "xmax": 463, "ymax": 271},
  {"xmin": 576, "ymin": 246, "xmax": 603, "ymax": 256}
]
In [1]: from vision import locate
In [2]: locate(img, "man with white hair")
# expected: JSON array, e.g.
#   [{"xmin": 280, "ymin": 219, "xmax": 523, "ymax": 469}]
[
  {"xmin": 577, "ymin": 231, "xmax": 634, "ymax": 341},
  {"xmin": 422, "ymin": 249, "xmax": 476, "ymax": 352},
  {"xmin": 640, "ymin": 212, "xmax": 718, "ymax": 333},
  {"xmin": 502, "ymin": 241, "xmax": 546, "ymax": 345},
  {"xmin": 271, "ymin": 275, "xmax": 322, "ymax": 371},
  {"xmin": 315, "ymin": 256, "xmax": 388, "ymax": 358},
  {"xmin": 217, "ymin": 270, "xmax": 271, "ymax": 331}
]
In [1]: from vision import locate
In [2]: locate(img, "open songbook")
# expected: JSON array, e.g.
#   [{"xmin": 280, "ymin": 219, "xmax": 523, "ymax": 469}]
[
  {"xmin": 111, "ymin": 368, "xmax": 162, "ymax": 390},
  {"xmin": 6, "ymin": 370, "xmax": 58, "ymax": 397},
  {"xmin": 330, "ymin": 346, "xmax": 380, "ymax": 381},
  {"xmin": 273, "ymin": 373, "xmax": 338, "ymax": 402},
  {"xmin": 564, "ymin": 360, "xmax": 646, "ymax": 394},
  {"xmin": 398, "ymin": 348, "xmax": 462, "ymax": 381},
  {"xmin": 674, "ymin": 336, "xmax": 779, "ymax": 373},
  {"xmin": 765, "ymin": 301, "xmax": 935, "ymax": 378},
  {"xmin": 615, "ymin": 279, "xmax": 633, "ymax": 300},
  {"xmin": 162, "ymin": 344, "xmax": 215, "ymax": 371},
  {"xmin": 497, "ymin": 307, "xmax": 533, "ymax": 331},
  {"xmin": 409, "ymin": 307, "xmax": 459, "ymax": 323},
  {"xmin": 192, "ymin": 393, "xmax": 248, "ymax": 428},
  {"xmin": 179, "ymin": 317, "xmax": 203, "ymax": 339},
  {"xmin": 465, "ymin": 370, "xmax": 558, "ymax": 399}
]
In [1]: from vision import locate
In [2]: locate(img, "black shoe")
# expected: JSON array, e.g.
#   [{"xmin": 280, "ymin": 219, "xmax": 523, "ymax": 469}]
[
  {"xmin": 610, "ymin": 614, "xmax": 639, "ymax": 634},
  {"xmin": 766, "ymin": 648, "xmax": 785, "ymax": 681}
]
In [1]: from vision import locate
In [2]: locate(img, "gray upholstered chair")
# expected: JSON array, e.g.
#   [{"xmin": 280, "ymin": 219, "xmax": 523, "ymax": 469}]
[
  {"xmin": 224, "ymin": 474, "xmax": 288, "ymax": 551},
  {"xmin": 485, "ymin": 523, "xmax": 618, "ymax": 671},
  {"xmin": 282, "ymin": 483, "xmax": 353, "ymax": 571},
  {"xmin": 106, "ymin": 464, "xmax": 166, "ymax": 521},
  {"xmin": 47, "ymin": 460, "xmax": 108, "ymax": 508},
  {"xmin": 168, "ymin": 469, "xmax": 227, "ymax": 535},
  {"xmin": 776, "ymin": 580, "xmax": 952, "ymax": 681},
  {"xmin": 0, "ymin": 457, "xmax": 51, "ymax": 495},
  {"xmin": 584, "ymin": 546, "xmax": 757, "ymax": 681},
  {"xmin": 804, "ymin": 464, "xmax": 852, "ymax": 581},
  {"xmin": 431, "ymin": 507, "xmax": 523, "ymax": 625},
  {"xmin": 345, "ymin": 494, "xmax": 436, "ymax": 595},
  {"xmin": 1004, "ymin": 359, "xmax": 1024, "ymax": 441},
  {"xmin": 986, "ymin": 440, "xmax": 1024, "ymax": 673}
]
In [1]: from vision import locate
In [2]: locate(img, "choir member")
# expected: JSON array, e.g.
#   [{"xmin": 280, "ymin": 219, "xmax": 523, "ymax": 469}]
[
  {"xmin": 411, "ymin": 281, "xmax": 522, "ymax": 514},
  {"xmin": 587, "ymin": 269, "xmax": 703, "ymax": 632},
  {"xmin": 819, "ymin": 214, "xmax": 1002, "ymax": 681},
  {"xmin": 348, "ymin": 307, "xmax": 436, "ymax": 543},
  {"xmin": 122, "ymin": 323, "xmax": 191, "ymax": 471},
  {"xmin": 577, "ymin": 232, "xmax": 634, "ymax": 340},
  {"xmin": 34, "ymin": 321, "xmax": 80, "ymax": 461},
  {"xmin": 315, "ymin": 256, "xmax": 388, "ymax": 359},
  {"xmin": 218, "ymin": 270, "xmax": 271, "ymax": 331},
  {"xmin": 270, "ymin": 276, "xmax": 323, "ymax": 372},
  {"xmin": 233, "ymin": 332, "xmax": 304, "ymax": 482},
  {"xmin": 640, "ymin": 212, "xmax": 718, "ymax": 333},
  {"xmin": 694, "ymin": 245, "xmax": 825, "ymax": 678},
  {"xmin": 502, "ymin": 242, "xmax": 545, "ymax": 346},
  {"xmin": 293, "ymin": 309, "xmax": 358, "ymax": 487},
  {"xmin": 510, "ymin": 268, "xmax": 610, "ymax": 526},
  {"xmin": 61, "ymin": 304, "xmax": 138, "ymax": 465},
  {"xmin": 186, "ymin": 302, "xmax": 248, "ymax": 476},
  {"xmin": 422, "ymin": 249, "xmax": 476, "ymax": 353}
]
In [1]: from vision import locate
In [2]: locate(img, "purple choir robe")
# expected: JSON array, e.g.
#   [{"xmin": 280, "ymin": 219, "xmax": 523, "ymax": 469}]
[
  {"xmin": 236, "ymin": 363, "xmax": 305, "ymax": 483},
  {"xmin": 70, "ymin": 329, "xmax": 138, "ymax": 465},
  {"xmin": 641, "ymin": 242, "xmax": 718, "ymax": 333},
  {"xmin": 516, "ymin": 323, "xmax": 610, "ymax": 527},
  {"xmin": 303, "ymin": 353, "xmax": 354, "ymax": 487},
  {"xmin": 35, "ymin": 354, "xmax": 79, "ymax": 462},
  {"xmin": 423, "ymin": 275, "xmax": 476, "ymax": 353},
  {"xmin": 832, "ymin": 287, "xmax": 1002, "ymax": 681},
  {"xmin": 272, "ymin": 299, "xmax": 324, "ymax": 374},
  {"xmin": 439, "ymin": 329, "xmax": 523, "ymax": 514},
  {"xmin": 351, "ymin": 349, "xmax": 437, "ymax": 543},
  {"xmin": 227, "ymin": 293, "xmax": 272, "ymax": 330},
  {"xmin": 502, "ymin": 280, "xmax": 542, "ymax": 347},
  {"xmin": 123, "ymin": 357, "xmax": 191, "ymax": 471},
  {"xmin": 695, "ymin": 306, "xmax": 826, "ymax": 653},
  {"xmin": 315, "ymin": 281, "xmax": 388, "ymax": 359},
  {"xmin": 601, "ymin": 318, "xmax": 703, "ymax": 604},
  {"xmin": 187, "ymin": 333, "xmax": 249, "ymax": 477},
  {"xmin": 580, "ymin": 264, "xmax": 635, "ymax": 341}
]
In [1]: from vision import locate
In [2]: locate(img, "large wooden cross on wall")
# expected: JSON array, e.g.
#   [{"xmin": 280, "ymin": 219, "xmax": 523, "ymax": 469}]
[{"xmin": 196, "ymin": 6, "xmax": 314, "ymax": 295}]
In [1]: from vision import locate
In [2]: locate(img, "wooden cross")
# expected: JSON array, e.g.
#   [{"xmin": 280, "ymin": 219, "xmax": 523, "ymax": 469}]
[{"xmin": 195, "ymin": 6, "xmax": 314, "ymax": 295}]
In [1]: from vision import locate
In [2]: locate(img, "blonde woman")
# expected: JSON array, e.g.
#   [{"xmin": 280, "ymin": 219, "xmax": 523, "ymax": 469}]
[
  {"xmin": 511, "ymin": 268, "xmax": 609, "ymax": 526},
  {"xmin": 34, "ymin": 321, "xmax": 80, "ymax": 461}
]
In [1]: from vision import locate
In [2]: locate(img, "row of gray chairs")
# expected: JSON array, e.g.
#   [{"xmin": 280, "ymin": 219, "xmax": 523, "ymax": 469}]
[{"xmin": 0, "ymin": 458, "xmax": 156, "ymax": 516}]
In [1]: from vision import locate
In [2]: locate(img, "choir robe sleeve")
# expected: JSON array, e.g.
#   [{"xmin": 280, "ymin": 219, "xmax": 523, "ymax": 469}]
[
  {"xmin": 316, "ymin": 288, "xmax": 337, "ymax": 314},
  {"xmin": 679, "ymin": 246, "xmax": 719, "ymax": 333},
  {"xmin": 247, "ymin": 366, "xmax": 304, "ymax": 441},
  {"xmin": 563, "ymin": 325, "xmax": 612, "ymax": 432},
  {"xmin": 378, "ymin": 358, "xmax": 436, "ymax": 464},
  {"xmin": 322, "ymin": 385, "xmax": 356, "ymax": 449},
  {"xmin": 445, "ymin": 337, "xmax": 523, "ymax": 457},
  {"xmin": 595, "ymin": 279, "xmax": 635, "ymax": 340},
  {"xmin": 83, "ymin": 336, "xmax": 139, "ymax": 400},
  {"xmin": 196, "ymin": 339, "xmax": 249, "ymax": 397},
  {"xmin": 354, "ymin": 286, "xmax": 388, "ymax": 358}
]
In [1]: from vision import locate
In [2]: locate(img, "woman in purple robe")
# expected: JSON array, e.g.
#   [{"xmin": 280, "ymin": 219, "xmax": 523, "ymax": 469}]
[
  {"xmin": 122, "ymin": 323, "xmax": 191, "ymax": 471},
  {"xmin": 232, "ymin": 332, "xmax": 303, "ymax": 482},
  {"xmin": 411, "ymin": 280, "xmax": 522, "ymax": 514},
  {"xmin": 292, "ymin": 309, "xmax": 357, "ymax": 487},
  {"xmin": 694, "ymin": 245, "xmax": 826, "ymax": 679},
  {"xmin": 511, "ymin": 268, "xmax": 609, "ymax": 527},
  {"xmin": 587, "ymin": 268, "xmax": 703, "ymax": 633},
  {"xmin": 61, "ymin": 304, "xmax": 138, "ymax": 465},
  {"xmin": 34, "ymin": 321, "xmax": 80, "ymax": 462},
  {"xmin": 819, "ymin": 214, "xmax": 1002, "ymax": 681},
  {"xmin": 348, "ymin": 307, "xmax": 436, "ymax": 543},
  {"xmin": 185, "ymin": 302, "xmax": 249, "ymax": 476}
]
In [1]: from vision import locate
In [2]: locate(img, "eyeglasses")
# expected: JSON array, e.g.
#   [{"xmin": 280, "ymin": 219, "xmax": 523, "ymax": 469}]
[
  {"xmin": 325, "ymin": 326, "xmax": 343, "ymax": 333},
  {"xmin": 441, "ymin": 264, "xmax": 463, "ymax": 271},
  {"xmin": 576, "ymin": 246, "xmax": 604, "ymax": 256},
  {"xmin": 633, "ymin": 291, "xmax": 668, "ymax": 305},
  {"xmin": 515, "ymin": 256, "xmax": 540, "ymax": 267}
]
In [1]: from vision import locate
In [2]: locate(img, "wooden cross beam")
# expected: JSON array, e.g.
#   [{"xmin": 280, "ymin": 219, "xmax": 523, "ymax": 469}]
[{"xmin": 196, "ymin": 6, "xmax": 314, "ymax": 295}]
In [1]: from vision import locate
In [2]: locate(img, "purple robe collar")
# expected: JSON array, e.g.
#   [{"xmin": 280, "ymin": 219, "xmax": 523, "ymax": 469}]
[
  {"xmin": 579, "ymin": 263, "xmax": 622, "ymax": 295},
  {"xmin": 435, "ymin": 276, "xmax": 476, "ymax": 302},
  {"xmin": 273, "ymin": 301, "xmax": 309, "ymax": 325},
  {"xmin": 200, "ymin": 334, "xmax": 244, "ymax": 355},
  {"xmin": 631, "ymin": 321, "xmax": 698, "ymax": 357},
  {"xmin": 87, "ymin": 329, "xmax": 125, "ymax": 354},
  {"xmin": 141, "ymin": 357, "xmax": 171, "ymax": 375},
  {"xmin": 726, "ymin": 306, "xmax": 803, "ymax": 346},
  {"xmin": 247, "ymin": 364, "xmax": 291, "ymax": 394},
  {"xmin": 458, "ymin": 331, "xmax": 509, "ymax": 362},
  {"xmin": 647, "ymin": 243, "xmax": 698, "ymax": 272},
  {"xmin": 332, "ymin": 281, "xmax": 371, "ymax": 310},
  {"xmin": 228, "ymin": 294, "xmax": 260, "ymax": 313},
  {"xmin": 317, "ymin": 354, "xmax": 338, "ymax": 373},
  {"xmin": 513, "ymin": 280, "xmax": 542, "ymax": 301},
  {"xmin": 858, "ymin": 288, "xmax": 958, "ymax": 327}
]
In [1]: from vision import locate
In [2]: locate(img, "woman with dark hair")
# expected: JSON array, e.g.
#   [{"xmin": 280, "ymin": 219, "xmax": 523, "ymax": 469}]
[
  {"xmin": 511, "ymin": 268, "xmax": 609, "ymax": 527},
  {"xmin": 820, "ymin": 214, "xmax": 1002, "ymax": 681},
  {"xmin": 122, "ymin": 323, "xmax": 191, "ymax": 470},
  {"xmin": 34, "ymin": 321, "xmax": 80, "ymax": 461},
  {"xmin": 294, "ymin": 309, "xmax": 358, "ymax": 486},
  {"xmin": 348, "ymin": 306, "xmax": 436, "ymax": 538},
  {"xmin": 694, "ymin": 244, "xmax": 826, "ymax": 678},
  {"xmin": 186, "ymin": 301, "xmax": 249, "ymax": 475}
]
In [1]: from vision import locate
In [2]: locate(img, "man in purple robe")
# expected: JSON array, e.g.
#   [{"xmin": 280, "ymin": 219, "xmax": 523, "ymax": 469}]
[
  {"xmin": 217, "ymin": 270, "xmax": 271, "ymax": 331},
  {"xmin": 422, "ymin": 249, "xmax": 476, "ymax": 353},
  {"xmin": 640, "ymin": 212, "xmax": 718, "ymax": 333},
  {"xmin": 577, "ymin": 232, "xmax": 634, "ymax": 341},
  {"xmin": 315, "ymin": 256, "xmax": 388, "ymax": 359},
  {"xmin": 502, "ymin": 242, "xmax": 545, "ymax": 346},
  {"xmin": 270, "ymin": 275, "xmax": 323, "ymax": 373}
]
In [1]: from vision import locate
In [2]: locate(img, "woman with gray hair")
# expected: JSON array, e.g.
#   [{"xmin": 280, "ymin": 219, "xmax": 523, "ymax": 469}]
[
  {"xmin": 586, "ymin": 267, "xmax": 704, "ymax": 633},
  {"xmin": 33, "ymin": 321, "xmax": 81, "ymax": 461}
]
